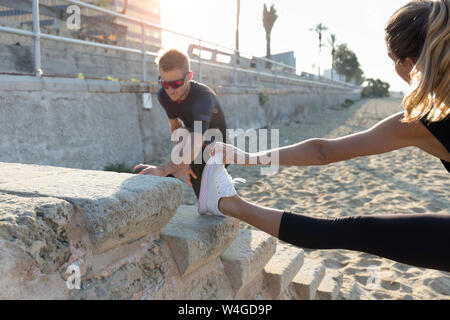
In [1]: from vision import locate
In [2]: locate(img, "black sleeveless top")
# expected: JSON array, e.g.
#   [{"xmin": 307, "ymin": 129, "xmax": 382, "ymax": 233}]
[{"xmin": 419, "ymin": 115, "xmax": 450, "ymax": 174}]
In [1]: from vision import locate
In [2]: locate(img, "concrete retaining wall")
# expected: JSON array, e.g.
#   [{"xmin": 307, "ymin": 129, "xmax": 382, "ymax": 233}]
[{"xmin": 0, "ymin": 75, "xmax": 361, "ymax": 170}]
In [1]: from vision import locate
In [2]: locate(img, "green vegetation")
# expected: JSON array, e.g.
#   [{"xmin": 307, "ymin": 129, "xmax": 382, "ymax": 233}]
[
  {"xmin": 94, "ymin": 0, "xmax": 111, "ymax": 9},
  {"xmin": 341, "ymin": 99, "xmax": 355, "ymax": 108},
  {"xmin": 361, "ymin": 78, "xmax": 390, "ymax": 98},
  {"xmin": 333, "ymin": 44, "xmax": 365, "ymax": 85},
  {"xmin": 258, "ymin": 92, "xmax": 269, "ymax": 107},
  {"xmin": 104, "ymin": 162, "xmax": 134, "ymax": 173}
]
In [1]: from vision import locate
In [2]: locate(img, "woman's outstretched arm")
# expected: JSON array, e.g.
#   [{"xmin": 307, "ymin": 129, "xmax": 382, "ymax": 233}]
[{"xmin": 213, "ymin": 111, "xmax": 430, "ymax": 166}]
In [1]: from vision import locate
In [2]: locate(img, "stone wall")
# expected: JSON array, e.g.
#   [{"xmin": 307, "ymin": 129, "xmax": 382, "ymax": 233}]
[
  {"xmin": 0, "ymin": 75, "xmax": 361, "ymax": 170},
  {"xmin": 0, "ymin": 162, "xmax": 344, "ymax": 300}
]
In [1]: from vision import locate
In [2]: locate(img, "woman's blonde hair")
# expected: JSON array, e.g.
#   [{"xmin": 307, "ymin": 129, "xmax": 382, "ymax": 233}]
[{"xmin": 385, "ymin": 0, "xmax": 449, "ymax": 123}]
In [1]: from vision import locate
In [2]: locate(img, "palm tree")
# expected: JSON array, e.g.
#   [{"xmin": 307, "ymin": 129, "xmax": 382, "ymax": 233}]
[
  {"xmin": 309, "ymin": 23, "xmax": 329, "ymax": 76},
  {"xmin": 235, "ymin": 0, "xmax": 240, "ymax": 64},
  {"xmin": 263, "ymin": 3, "xmax": 278, "ymax": 69},
  {"xmin": 328, "ymin": 33, "xmax": 337, "ymax": 80}
]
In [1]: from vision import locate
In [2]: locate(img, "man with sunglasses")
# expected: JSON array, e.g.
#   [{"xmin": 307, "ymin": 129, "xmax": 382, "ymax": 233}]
[{"xmin": 134, "ymin": 49, "xmax": 228, "ymax": 201}]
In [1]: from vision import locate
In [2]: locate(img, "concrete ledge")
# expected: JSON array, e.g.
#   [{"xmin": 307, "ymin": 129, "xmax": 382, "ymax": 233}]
[
  {"xmin": 120, "ymin": 82, "xmax": 150, "ymax": 93},
  {"xmin": 291, "ymin": 258, "xmax": 326, "ymax": 300},
  {"xmin": 0, "ymin": 75, "xmax": 160, "ymax": 94},
  {"xmin": 0, "ymin": 75, "xmax": 43, "ymax": 91},
  {"xmin": 43, "ymin": 77, "xmax": 88, "ymax": 92},
  {"xmin": 263, "ymin": 243, "xmax": 304, "ymax": 299},
  {"xmin": 0, "ymin": 162, "xmax": 184, "ymax": 253},
  {"xmin": 220, "ymin": 229, "xmax": 276, "ymax": 294},
  {"xmin": 86, "ymin": 79, "xmax": 121, "ymax": 93},
  {"xmin": 160, "ymin": 205, "xmax": 239, "ymax": 277}
]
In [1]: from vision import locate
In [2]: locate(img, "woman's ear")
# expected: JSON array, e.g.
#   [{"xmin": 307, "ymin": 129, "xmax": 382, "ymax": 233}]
[
  {"xmin": 188, "ymin": 71, "xmax": 193, "ymax": 80},
  {"xmin": 404, "ymin": 57, "xmax": 416, "ymax": 69}
]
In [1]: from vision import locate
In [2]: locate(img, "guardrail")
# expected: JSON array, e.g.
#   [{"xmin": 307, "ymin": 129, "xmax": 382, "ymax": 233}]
[{"xmin": 0, "ymin": 0, "xmax": 359, "ymax": 90}]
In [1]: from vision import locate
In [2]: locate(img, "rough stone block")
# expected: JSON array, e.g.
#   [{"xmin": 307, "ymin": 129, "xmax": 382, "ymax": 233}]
[
  {"xmin": 0, "ymin": 192, "xmax": 74, "ymax": 299},
  {"xmin": 315, "ymin": 269, "xmax": 343, "ymax": 300},
  {"xmin": 291, "ymin": 258, "xmax": 326, "ymax": 300},
  {"xmin": 161, "ymin": 205, "xmax": 239, "ymax": 277},
  {"xmin": 220, "ymin": 229, "xmax": 276, "ymax": 294},
  {"xmin": 0, "ymin": 162, "xmax": 183, "ymax": 253},
  {"xmin": 263, "ymin": 243, "xmax": 304, "ymax": 299}
]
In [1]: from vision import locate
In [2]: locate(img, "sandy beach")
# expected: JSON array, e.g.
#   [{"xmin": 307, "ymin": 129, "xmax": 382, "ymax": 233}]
[{"xmin": 181, "ymin": 97, "xmax": 450, "ymax": 300}]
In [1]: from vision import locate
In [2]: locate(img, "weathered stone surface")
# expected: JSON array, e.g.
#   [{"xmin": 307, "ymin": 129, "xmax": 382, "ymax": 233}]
[
  {"xmin": 0, "ymin": 162, "xmax": 183, "ymax": 253},
  {"xmin": 69, "ymin": 237, "xmax": 168, "ymax": 300},
  {"xmin": 220, "ymin": 229, "xmax": 276, "ymax": 294},
  {"xmin": 0, "ymin": 192, "xmax": 74, "ymax": 299},
  {"xmin": 234, "ymin": 272, "xmax": 271, "ymax": 300},
  {"xmin": 292, "ymin": 258, "xmax": 326, "ymax": 300},
  {"xmin": 188, "ymin": 260, "xmax": 235, "ymax": 300},
  {"xmin": 315, "ymin": 269, "xmax": 343, "ymax": 300},
  {"xmin": 160, "ymin": 205, "xmax": 239, "ymax": 276},
  {"xmin": 0, "ymin": 193, "xmax": 74, "ymax": 273},
  {"xmin": 132, "ymin": 237, "xmax": 234, "ymax": 300},
  {"xmin": 263, "ymin": 243, "xmax": 304, "ymax": 299}
]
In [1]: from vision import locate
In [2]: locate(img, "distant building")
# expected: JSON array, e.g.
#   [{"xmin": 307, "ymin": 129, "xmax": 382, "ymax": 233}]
[
  {"xmin": 0, "ymin": 0, "xmax": 161, "ymax": 49},
  {"xmin": 323, "ymin": 69, "xmax": 346, "ymax": 82},
  {"xmin": 257, "ymin": 51, "xmax": 296, "ymax": 73},
  {"xmin": 112, "ymin": 0, "xmax": 161, "ymax": 49}
]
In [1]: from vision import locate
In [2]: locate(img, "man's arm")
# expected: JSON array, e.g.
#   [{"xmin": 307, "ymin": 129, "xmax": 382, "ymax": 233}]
[
  {"xmin": 158, "ymin": 130, "xmax": 204, "ymax": 176},
  {"xmin": 168, "ymin": 118, "xmax": 184, "ymax": 134}
]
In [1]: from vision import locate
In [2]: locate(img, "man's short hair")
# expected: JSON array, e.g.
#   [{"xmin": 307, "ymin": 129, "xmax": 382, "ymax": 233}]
[{"xmin": 156, "ymin": 49, "xmax": 190, "ymax": 73}]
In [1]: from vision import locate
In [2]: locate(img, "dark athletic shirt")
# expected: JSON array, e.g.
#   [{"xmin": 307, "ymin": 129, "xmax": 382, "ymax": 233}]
[
  {"xmin": 419, "ymin": 114, "xmax": 450, "ymax": 173},
  {"xmin": 157, "ymin": 81, "xmax": 227, "ymax": 144}
]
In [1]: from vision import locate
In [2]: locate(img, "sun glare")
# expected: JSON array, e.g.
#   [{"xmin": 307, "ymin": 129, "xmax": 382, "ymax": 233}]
[{"xmin": 159, "ymin": 0, "xmax": 411, "ymax": 91}]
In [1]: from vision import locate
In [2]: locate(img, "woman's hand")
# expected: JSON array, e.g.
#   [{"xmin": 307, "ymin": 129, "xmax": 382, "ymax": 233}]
[{"xmin": 207, "ymin": 142, "xmax": 250, "ymax": 165}]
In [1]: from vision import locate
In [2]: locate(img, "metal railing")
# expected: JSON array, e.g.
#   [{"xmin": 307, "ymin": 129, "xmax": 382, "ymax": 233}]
[{"xmin": 0, "ymin": 0, "xmax": 359, "ymax": 90}]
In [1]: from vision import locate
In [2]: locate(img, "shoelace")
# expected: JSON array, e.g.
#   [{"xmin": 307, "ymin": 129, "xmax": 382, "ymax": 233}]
[{"xmin": 216, "ymin": 168, "xmax": 246, "ymax": 197}]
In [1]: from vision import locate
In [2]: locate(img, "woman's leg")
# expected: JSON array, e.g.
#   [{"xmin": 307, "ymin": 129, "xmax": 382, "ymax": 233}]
[
  {"xmin": 219, "ymin": 195, "xmax": 284, "ymax": 238},
  {"xmin": 219, "ymin": 196, "xmax": 450, "ymax": 273}
]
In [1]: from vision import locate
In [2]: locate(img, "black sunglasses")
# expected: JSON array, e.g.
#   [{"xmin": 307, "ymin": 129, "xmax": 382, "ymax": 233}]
[{"xmin": 158, "ymin": 72, "xmax": 189, "ymax": 89}]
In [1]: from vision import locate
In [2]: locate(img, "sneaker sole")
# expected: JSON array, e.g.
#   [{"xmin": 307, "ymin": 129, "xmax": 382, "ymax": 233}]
[{"xmin": 198, "ymin": 162, "xmax": 212, "ymax": 215}]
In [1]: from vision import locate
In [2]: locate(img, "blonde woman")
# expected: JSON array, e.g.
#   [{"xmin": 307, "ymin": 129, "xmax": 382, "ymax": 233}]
[{"xmin": 199, "ymin": 0, "xmax": 450, "ymax": 272}]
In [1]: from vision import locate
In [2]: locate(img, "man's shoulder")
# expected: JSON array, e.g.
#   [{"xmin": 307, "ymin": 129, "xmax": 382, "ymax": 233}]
[{"xmin": 191, "ymin": 81, "xmax": 217, "ymax": 97}]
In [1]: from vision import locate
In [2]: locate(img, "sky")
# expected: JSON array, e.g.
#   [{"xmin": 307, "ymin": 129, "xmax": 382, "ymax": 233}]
[{"xmin": 159, "ymin": 0, "xmax": 411, "ymax": 92}]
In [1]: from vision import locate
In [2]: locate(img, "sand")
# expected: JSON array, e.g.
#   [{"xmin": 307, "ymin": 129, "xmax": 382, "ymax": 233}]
[{"xmin": 181, "ymin": 97, "xmax": 450, "ymax": 300}]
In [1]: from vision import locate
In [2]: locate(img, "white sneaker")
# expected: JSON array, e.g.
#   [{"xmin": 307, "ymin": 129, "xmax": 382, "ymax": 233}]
[{"xmin": 198, "ymin": 154, "xmax": 246, "ymax": 216}]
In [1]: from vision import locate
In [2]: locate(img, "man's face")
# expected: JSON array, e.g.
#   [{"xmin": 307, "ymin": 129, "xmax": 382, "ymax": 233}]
[{"xmin": 159, "ymin": 68, "xmax": 191, "ymax": 102}]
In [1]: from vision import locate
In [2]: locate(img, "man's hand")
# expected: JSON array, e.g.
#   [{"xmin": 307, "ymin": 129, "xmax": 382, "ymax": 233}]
[
  {"xmin": 133, "ymin": 164, "xmax": 165, "ymax": 176},
  {"xmin": 184, "ymin": 166, "xmax": 198, "ymax": 187}
]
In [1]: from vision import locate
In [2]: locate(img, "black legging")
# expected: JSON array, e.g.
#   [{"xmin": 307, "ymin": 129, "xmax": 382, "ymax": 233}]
[{"xmin": 278, "ymin": 212, "xmax": 450, "ymax": 272}]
